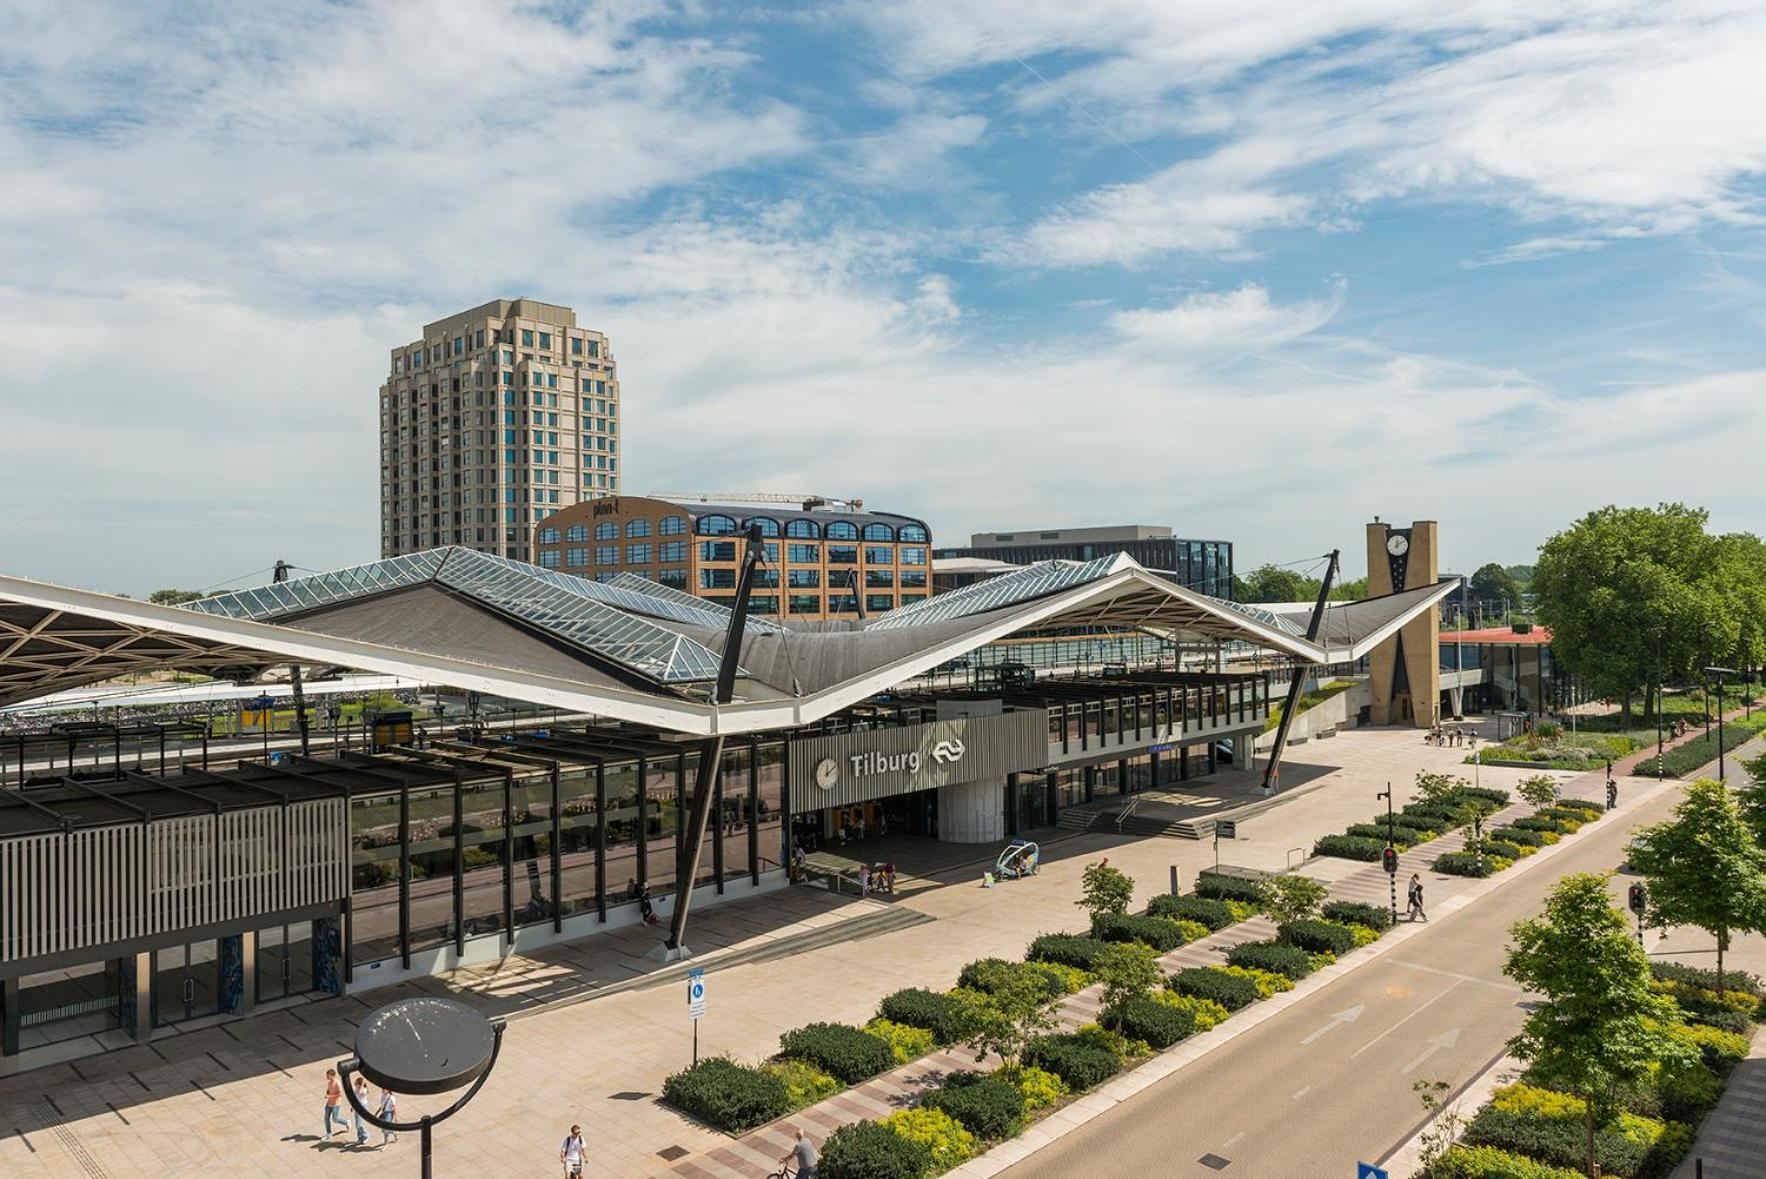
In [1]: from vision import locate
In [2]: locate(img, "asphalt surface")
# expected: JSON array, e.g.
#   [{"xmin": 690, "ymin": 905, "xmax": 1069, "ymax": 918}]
[{"xmin": 1004, "ymin": 778, "xmax": 1689, "ymax": 1179}]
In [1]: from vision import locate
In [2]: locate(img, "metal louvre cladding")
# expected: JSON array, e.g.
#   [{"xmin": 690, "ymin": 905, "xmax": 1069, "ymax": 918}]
[{"xmin": 869, "ymin": 554, "xmax": 1131, "ymax": 630}]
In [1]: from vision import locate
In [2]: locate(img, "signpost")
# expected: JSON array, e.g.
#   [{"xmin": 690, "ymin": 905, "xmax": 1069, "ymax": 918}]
[
  {"xmin": 1213, "ymin": 820, "xmax": 1236, "ymax": 871},
  {"xmin": 687, "ymin": 968, "xmax": 707, "ymax": 1064},
  {"xmin": 1358, "ymin": 1162, "xmax": 1389, "ymax": 1179}
]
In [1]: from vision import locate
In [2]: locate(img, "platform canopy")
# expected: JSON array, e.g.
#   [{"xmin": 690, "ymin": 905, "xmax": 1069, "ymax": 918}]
[{"xmin": 0, "ymin": 548, "xmax": 1458, "ymax": 735}]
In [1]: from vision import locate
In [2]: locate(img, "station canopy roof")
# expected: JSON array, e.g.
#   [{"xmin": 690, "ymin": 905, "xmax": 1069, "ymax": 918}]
[{"xmin": 0, "ymin": 548, "xmax": 1458, "ymax": 736}]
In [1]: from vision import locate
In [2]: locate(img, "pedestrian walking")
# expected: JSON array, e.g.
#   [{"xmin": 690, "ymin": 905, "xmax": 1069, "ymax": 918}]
[
  {"xmin": 561, "ymin": 1124, "xmax": 587, "ymax": 1178},
  {"xmin": 857, "ymin": 863, "xmax": 871, "ymax": 896},
  {"xmin": 780, "ymin": 1128, "xmax": 818, "ymax": 1178},
  {"xmin": 377, "ymin": 1087, "xmax": 397, "ymax": 1146},
  {"xmin": 353, "ymin": 1075, "xmax": 371, "ymax": 1144},
  {"xmin": 1407, "ymin": 874, "xmax": 1427, "ymax": 922},
  {"xmin": 323, "ymin": 1068, "xmax": 349, "ymax": 1138}
]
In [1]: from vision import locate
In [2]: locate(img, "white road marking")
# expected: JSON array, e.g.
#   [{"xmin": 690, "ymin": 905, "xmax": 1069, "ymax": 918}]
[
  {"xmin": 1402, "ymin": 1027, "xmax": 1462, "ymax": 1073},
  {"xmin": 1222, "ymin": 1132, "xmax": 1244, "ymax": 1149},
  {"xmin": 1300, "ymin": 1004, "xmax": 1366, "ymax": 1045},
  {"xmin": 1292, "ymin": 1086, "xmax": 1311, "ymax": 1100},
  {"xmin": 1350, "ymin": 980, "xmax": 1464, "ymax": 1059},
  {"xmin": 1389, "ymin": 960, "xmax": 1523, "ymax": 992}
]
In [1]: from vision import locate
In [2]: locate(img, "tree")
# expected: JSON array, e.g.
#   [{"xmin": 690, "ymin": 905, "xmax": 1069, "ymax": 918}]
[
  {"xmin": 1093, "ymin": 942, "xmax": 1161, "ymax": 1025},
  {"xmin": 1628, "ymin": 778, "xmax": 1766, "ymax": 993},
  {"xmin": 1738, "ymin": 753, "xmax": 1766, "ymax": 848},
  {"xmin": 1504, "ymin": 873, "xmax": 1696, "ymax": 1177},
  {"xmin": 148, "ymin": 588, "xmax": 204, "ymax": 605},
  {"xmin": 954, "ymin": 973, "xmax": 1057, "ymax": 1064},
  {"xmin": 1517, "ymin": 774, "xmax": 1559, "ymax": 812},
  {"xmin": 1468, "ymin": 562, "xmax": 1522, "ymax": 609},
  {"xmin": 1328, "ymin": 576, "xmax": 1368, "ymax": 602},
  {"xmin": 1261, "ymin": 874, "xmax": 1329, "ymax": 925},
  {"xmin": 1076, "ymin": 861, "xmax": 1134, "ymax": 920},
  {"xmin": 1413, "ymin": 770, "xmax": 1469, "ymax": 808},
  {"xmin": 1236, "ymin": 564, "xmax": 1318, "ymax": 603}
]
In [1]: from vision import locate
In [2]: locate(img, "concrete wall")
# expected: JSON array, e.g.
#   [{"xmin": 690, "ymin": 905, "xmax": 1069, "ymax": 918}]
[{"xmin": 1253, "ymin": 678, "xmax": 1371, "ymax": 751}]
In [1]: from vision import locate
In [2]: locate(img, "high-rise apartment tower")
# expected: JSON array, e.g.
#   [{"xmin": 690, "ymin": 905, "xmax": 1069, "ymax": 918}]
[{"xmin": 379, "ymin": 298, "xmax": 621, "ymax": 561}]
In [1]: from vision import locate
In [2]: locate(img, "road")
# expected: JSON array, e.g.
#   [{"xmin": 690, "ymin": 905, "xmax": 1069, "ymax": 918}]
[{"xmin": 1005, "ymin": 777, "xmax": 1687, "ymax": 1178}]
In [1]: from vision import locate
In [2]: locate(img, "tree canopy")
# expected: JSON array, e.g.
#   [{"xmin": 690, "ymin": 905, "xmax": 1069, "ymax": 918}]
[
  {"xmin": 1234, "ymin": 564, "xmax": 1367, "ymax": 603},
  {"xmin": 1468, "ymin": 562, "xmax": 1522, "ymax": 608},
  {"xmin": 147, "ymin": 588, "xmax": 204, "ymax": 605}
]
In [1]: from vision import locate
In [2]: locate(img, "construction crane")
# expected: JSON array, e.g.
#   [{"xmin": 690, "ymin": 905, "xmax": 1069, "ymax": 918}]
[{"xmin": 646, "ymin": 491, "xmax": 865, "ymax": 512}]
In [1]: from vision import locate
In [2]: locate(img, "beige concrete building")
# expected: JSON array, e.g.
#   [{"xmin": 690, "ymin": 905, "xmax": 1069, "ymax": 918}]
[
  {"xmin": 1365, "ymin": 518, "xmax": 1442, "ymax": 726},
  {"xmin": 379, "ymin": 298, "xmax": 621, "ymax": 562}
]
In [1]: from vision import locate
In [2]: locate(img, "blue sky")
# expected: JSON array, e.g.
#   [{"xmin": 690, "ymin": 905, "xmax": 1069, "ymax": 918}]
[{"xmin": 2, "ymin": 0, "xmax": 1764, "ymax": 594}]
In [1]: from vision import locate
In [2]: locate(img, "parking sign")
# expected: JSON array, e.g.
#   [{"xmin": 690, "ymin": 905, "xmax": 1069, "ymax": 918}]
[{"xmin": 687, "ymin": 968, "xmax": 707, "ymax": 1020}]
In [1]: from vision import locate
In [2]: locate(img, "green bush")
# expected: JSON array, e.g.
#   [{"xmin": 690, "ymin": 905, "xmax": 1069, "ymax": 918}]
[
  {"xmin": 1458, "ymin": 786, "xmax": 1513, "ymax": 807},
  {"xmin": 865, "ymin": 1018, "xmax": 936, "ymax": 1065},
  {"xmin": 1672, "ymin": 1021, "xmax": 1751, "ymax": 1072},
  {"xmin": 1434, "ymin": 851, "xmax": 1501, "ymax": 877},
  {"xmin": 1169, "ymin": 966, "xmax": 1261, "ymax": 1011},
  {"xmin": 1461, "ymin": 1107, "xmax": 1655, "ymax": 1179},
  {"xmin": 1146, "ymin": 893, "xmax": 1236, "ymax": 931},
  {"xmin": 1312, "ymin": 834, "xmax": 1386, "ymax": 861},
  {"xmin": 923, "ymin": 1071, "xmax": 1026, "ymax": 1140},
  {"xmin": 1022, "ymin": 1034, "xmax": 1121, "ymax": 1092},
  {"xmin": 1345, "ymin": 822, "xmax": 1413, "ymax": 847},
  {"xmin": 996, "ymin": 1063, "xmax": 1066, "ymax": 1111},
  {"xmin": 1193, "ymin": 872, "xmax": 1264, "ymax": 904},
  {"xmin": 1323, "ymin": 900, "xmax": 1393, "ymax": 931},
  {"xmin": 1026, "ymin": 933, "xmax": 1111, "ymax": 971},
  {"xmin": 957, "ymin": 958, "xmax": 1062, "ymax": 1002},
  {"xmin": 1110, "ymin": 996, "xmax": 1195, "ymax": 1048},
  {"xmin": 1549, "ymin": 799, "xmax": 1602, "ymax": 819},
  {"xmin": 661, "ymin": 1057, "xmax": 791, "ymax": 1133},
  {"xmin": 778, "ymin": 1023, "xmax": 895, "ymax": 1084},
  {"xmin": 882, "ymin": 1107, "xmax": 975, "ymax": 1174},
  {"xmin": 1224, "ymin": 941, "xmax": 1313, "ymax": 980},
  {"xmin": 1478, "ymin": 839, "xmax": 1527, "ymax": 862},
  {"xmin": 1028, "ymin": 961, "xmax": 1093, "ymax": 995},
  {"xmin": 1423, "ymin": 1143, "xmax": 1585, "ymax": 1179},
  {"xmin": 877, "ymin": 988, "xmax": 966, "ymax": 1045},
  {"xmin": 1491, "ymin": 826, "xmax": 1548, "ymax": 847},
  {"xmin": 1512, "ymin": 817, "xmax": 1572, "ymax": 835},
  {"xmin": 1278, "ymin": 919, "xmax": 1356, "ymax": 956},
  {"xmin": 820, "ymin": 1119, "xmax": 932, "ymax": 1179},
  {"xmin": 1686, "ymin": 1008, "xmax": 1754, "ymax": 1035},
  {"xmin": 1091, "ymin": 912, "xmax": 1199, "ymax": 951},
  {"xmin": 1651, "ymin": 960, "xmax": 1764, "ymax": 996},
  {"xmin": 761, "ymin": 1058, "xmax": 840, "ymax": 1111},
  {"xmin": 1656, "ymin": 1059, "xmax": 1724, "ymax": 1122}
]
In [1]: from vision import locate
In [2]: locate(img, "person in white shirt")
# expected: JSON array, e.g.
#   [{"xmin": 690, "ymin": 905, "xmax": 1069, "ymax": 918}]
[{"xmin": 561, "ymin": 1125, "xmax": 587, "ymax": 1178}]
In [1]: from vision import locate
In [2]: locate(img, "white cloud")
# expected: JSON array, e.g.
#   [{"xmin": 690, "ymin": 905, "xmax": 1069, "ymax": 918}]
[{"xmin": 1109, "ymin": 283, "xmax": 1339, "ymax": 354}]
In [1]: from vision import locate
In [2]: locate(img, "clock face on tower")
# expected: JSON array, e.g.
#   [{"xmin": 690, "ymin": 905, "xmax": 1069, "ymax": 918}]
[
  {"xmin": 1385, "ymin": 529, "xmax": 1413, "ymax": 591},
  {"xmin": 1387, "ymin": 533, "xmax": 1410, "ymax": 556}
]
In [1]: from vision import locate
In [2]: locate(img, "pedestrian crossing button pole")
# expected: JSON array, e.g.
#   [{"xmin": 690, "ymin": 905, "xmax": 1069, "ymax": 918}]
[{"xmin": 1378, "ymin": 783, "xmax": 1399, "ymax": 925}]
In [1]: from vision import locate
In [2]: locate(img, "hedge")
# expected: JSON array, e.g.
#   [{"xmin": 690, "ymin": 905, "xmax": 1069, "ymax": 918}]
[
  {"xmin": 1323, "ymin": 900, "xmax": 1393, "ymax": 931},
  {"xmin": 1110, "ymin": 996, "xmax": 1196, "ymax": 1049},
  {"xmin": 1512, "ymin": 817, "xmax": 1572, "ymax": 835},
  {"xmin": 1651, "ymin": 961, "xmax": 1764, "ymax": 996},
  {"xmin": 761, "ymin": 1058, "xmax": 841, "ymax": 1110},
  {"xmin": 1279, "ymin": 919, "xmax": 1356, "ymax": 956},
  {"xmin": 1477, "ymin": 839, "xmax": 1528, "ymax": 862},
  {"xmin": 778, "ymin": 1023, "xmax": 895, "ymax": 1084},
  {"xmin": 1672, "ymin": 1021, "xmax": 1750, "ymax": 1072},
  {"xmin": 1091, "ymin": 912, "xmax": 1202, "ymax": 951},
  {"xmin": 923, "ymin": 1071, "xmax": 1026, "ymax": 1141},
  {"xmin": 1460, "ymin": 1105, "xmax": 1691, "ymax": 1179},
  {"xmin": 1193, "ymin": 872, "xmax": 1265, "ymax": 904},
  {"xmin": 1422, "ymin": 1144, "xmax": 1584, "ymax": 1179},
  {"xmin": 865, "ymin": 1018, "xmax": 936, "ymax": 1065},
  {"xmin": 1022, "ymin": 1034, "xmax": 1121, "ymax": 1092},
  {"xmin": 1491, "ymin": 826, "xmax": 1548, "ymax": 848},
  {"xmin": 1434, "ymin": 851, "xmax": 1502, "ymax": 877},
  {"xmin": 1146, "ymin": 893, "xmax": 1236, "ymax": 931},
  {"xmin": 661, "ymin": 1057, "xmax": 791, "ymax": 1133},
  {"xmin": 957, "ymin": 958, "xmax": 1063, "ymax": 1002},
  {"xmin": 882, "ymin": 1107, "xmax": 975, "ymax": 1174},
  {"xmin": 820, "ymin": 1119, "xmax": 932, "ymax": 1179},
  {"xmin": 1169, "ymin": 966, "xmax": 1261, "ymax": 1011},
  {"xmin": 1026, "ymin": 933, "xmax": 1112, "ymax": 972},
  {"xmin": 1458, "ymin": 786, "xmax": 1513, "ymax": 807},
  {"xmin": 877, "ymin": 988, "xmax": 966, "ymax": 1045},
  {"xmin": 1224, "ymin": 941, "xmax": 1313, "ymax": 980},
  {"xmin": 1312, "ymin": 834, "xmax": 1387, "ymax": 861},
  {"xmin": 1345, "ymin": 822, "xmax": 1413, "ymax": 847}
]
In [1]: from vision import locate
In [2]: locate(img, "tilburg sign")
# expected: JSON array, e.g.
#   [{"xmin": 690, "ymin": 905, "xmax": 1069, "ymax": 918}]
[{"xmin": 788, "ymin": 712, "xmax": 1048, "ymax": 811}]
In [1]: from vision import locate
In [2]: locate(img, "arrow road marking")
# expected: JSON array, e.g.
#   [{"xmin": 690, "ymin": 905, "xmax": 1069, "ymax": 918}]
[
  {"xmin": 1401, "ymin": 1027, "xmax": 1462, "ymax": 1074},
  {"xmin": 1300, "ymin": 1005, "xmax": 1366, "ymax": 1045},
  {"xmin": 1351, "ymin": 980, "xmax": 1464, "ymax": 1059}
]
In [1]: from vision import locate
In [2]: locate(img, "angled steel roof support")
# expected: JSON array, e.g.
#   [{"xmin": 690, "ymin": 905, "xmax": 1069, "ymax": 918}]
[{"xmin": 1261, "ymin": 550, "xmax": 1338, "ymax": 795}]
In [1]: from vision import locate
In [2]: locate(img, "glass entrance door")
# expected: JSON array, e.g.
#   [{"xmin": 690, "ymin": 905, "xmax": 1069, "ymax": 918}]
[
  {"xmin": 153, "ymin": 941, "xmax": 219, "ymax": 1026},
  {"xmin": 256, "ymin": 923, "xmax": 316, "ymax": 1004}
]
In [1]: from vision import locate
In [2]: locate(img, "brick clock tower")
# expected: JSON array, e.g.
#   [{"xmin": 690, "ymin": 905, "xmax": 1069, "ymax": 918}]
[{"xmin": 1366, "ymin": 519, "xmax": 1442, "ymax": 727}]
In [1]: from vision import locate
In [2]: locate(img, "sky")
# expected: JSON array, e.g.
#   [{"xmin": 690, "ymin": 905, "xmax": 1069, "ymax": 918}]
[{"xmin": 2, "ymin": 0, "xmax": 1765, "ymax": 596}]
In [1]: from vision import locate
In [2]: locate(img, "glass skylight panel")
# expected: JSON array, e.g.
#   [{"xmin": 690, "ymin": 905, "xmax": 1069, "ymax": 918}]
[
  {"xmin": 870, "ymin": 554, "xmax": 1131, "ymax": 630},
  {"xmin": 183, "ymin": 551, "xmax": 447, "ymax": 620},
  {"xmin": 1213, "ymin": 598, "xmax": 1307, "ymax": 636},
  {"xmin": 604, "ymin": 573, "xmax": 782, "ymax": 634}
]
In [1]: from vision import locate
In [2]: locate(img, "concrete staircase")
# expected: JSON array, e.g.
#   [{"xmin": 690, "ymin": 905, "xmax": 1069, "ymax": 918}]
[{"xmin": 1056, "ymin": 807, "xmax": 1213, "ymax": 840}]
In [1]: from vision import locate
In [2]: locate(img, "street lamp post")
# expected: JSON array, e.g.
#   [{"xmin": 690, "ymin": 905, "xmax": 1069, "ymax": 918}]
[
  {"xmin": 1706, "ymin": 666, "xmax": 1737, "ymax": 783},
  {"xmin": 338, "ymin": 998, "xmax": 506, "ymax": 1179}
]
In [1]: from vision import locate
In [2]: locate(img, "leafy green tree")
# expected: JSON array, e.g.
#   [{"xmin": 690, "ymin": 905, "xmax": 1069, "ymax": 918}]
[
  {"xmin": 1327, "ymin": 576, "xmax": 1368, "ymax": 602},
  {"xmin": 1236, "ymin": 564, "xmax": 1319, "ymax": 603},
  {"xmin": 1738, "ymin": 753, "xmax": 1766, "ymax": 848},
  {"xmin": 1414, "ymin": 770, "xmax": 1469, "ymax": 808},
  {"xmin": 148, "ymin": 588, "xmax": 204, "ymax": 605},
  {"xmin": 1261, "ymin": 874, "xmax": 1329, "ymax": 924},
  {"xmin": 1517, "ymin": 774, "xmax": 1559, "ymax": 812},
  {"xmin": 1469, "ymin": 562, "xmax": 1522, "ymax": 609},
  {"xmin": 1076, "ymin": 861, "xmax": 1134, "ymax": 920},
  {"xmin": 953, "ymin": 973, "xmax": 1056, "ymax": 1064},
  {"xmin": 1504, "ymin": 873, "xmax": 1696, "ymax": 1177},
  {"xmin": 1093, "ymin": 942, "xmax": 1162, "ymax": 1025},
  {"xmin": 1628, "ymin": 778, "xmax": 1766, "ymax": 993}
]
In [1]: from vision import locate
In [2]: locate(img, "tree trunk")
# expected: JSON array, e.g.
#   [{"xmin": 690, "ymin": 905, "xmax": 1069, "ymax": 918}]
[
  {"xmin": 1585, "ymin": 1103, "xmax": 1596, "ymax": 1177},
  {"xmin": 1621, "ymin": 689, "xmax": 1634, "ymax": 725},
  {"xmin": 1718, "ymin": 930, "xmax": 1727, "ymax": 996}
]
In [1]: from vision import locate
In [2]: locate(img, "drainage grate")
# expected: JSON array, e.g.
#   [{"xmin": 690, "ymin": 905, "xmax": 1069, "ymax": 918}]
[
  {"xmin": 610, "ymin": 1091, "xmax": 650, "ymax": 1101},
  {"xmin": 40, "ymin": 1105, "xmax": 109, "ymax": 1179},
  {"xmin": 1198, "ymin": 1153, "xmax": 1231, "ymax": 1170},
  {"xmin": 656, "ymin": 1145, "xmax": 689, "ymax": 1161}
]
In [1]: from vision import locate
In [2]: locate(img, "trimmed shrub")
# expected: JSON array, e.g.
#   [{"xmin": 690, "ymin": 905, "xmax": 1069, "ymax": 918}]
[
  {"xmin": 1649, "ymin": 978, "xmax": 1761, "ymax": 1023},
  {"xmin": 1091, "ymin": 912, "xmax": 1202, "ymax": 951},
  {"xmin": 1460, "ymin": 1105, "xmax": 1672, "ymax": 1179},
  {"xmin": 760, "ymin": 1058, "xmax": 841, "ymax": 1110},
  {"xmin": 882, "ymin": 1107, "xmax": 975, "ymax": 1173},
  {"xmin": 1146, "ymin": 893, "xmax": 1236, "ymax": 931},
  {"xmin": 1022, "ymin": 1034, "xmax": 1121, "ymax": 1092},
  {"xmin": 1651, "ymin": 960, "xmax": 1765, "ymax": 996},
  {"xmin": 1153, "ymin": 989, "xmax": 1229, "ymax": 1031},
  {"xmin": 865, "ymin": 1018, "xmax": 937, "ymax": 1065},
  {"xmin": 1278, "ymin": 919, "xmax": 1356, "ymax": 956},
  {"xmin": 997, "ymin": 1062, "xmax": 1065, "ymax": 1111},
  {"xmin": 877, "ymin": 988, "xmax": 966, "ymax": 1045},
  {"xmin": 957, "ymin": 958, "xmax": 1063, "ymax": 1001},
  {"xmin": 1346, "ymin": 822, "xmax": 1413, "ymax": 847},
  {"xmin": 924, "ymin": 1071, "xmax": 1026, "ymax": 1141},
  {"xmin": 1458, "ymin": 786, "xmax": 1512, "ymax": 807},
  {"xmin": 1672, "ymin": 1021, "xmax": 1750, "ymax": 1072},
  {"xmin": 1224, "ymin": 941, "xmax": 1313, "ymax": 980},
  {"xmin": 1656, "ymin": 1059, "xmax": 1724, "ymax": 1123},
  {"xmin": 1346, "ymin": 923, "xmax": 1381, "ymax": 947},
  {"xmin": 1169, "ymin": 966, "xmax": 1260, "ymax": 1011},
  {"xmin": 1193, "ymin": 872, "xmax": 1265, "ymax": 904},
  {"xmin": 1323, "ymin": 900, "xmax": 1393, "ymax": 931},
  {"xmin": 1312, "ymin": 834, "xmax": 1386, "ymax": 861},
  {"xmin": 1478, "ymin": 839, "xmax": 1528, "ymax": 862},
  {"xmin": 1687, "ymin": 1008, "xmax": 1754, "ymax": 1035},
  {"xmin": 662, "ymin": 1057, "xmax": 790, "ymax": 1133},
  {"xmin": 1512, "ymin": 817, "xmax": 1572, "ymax": 835},
  {"xmin": 1026, "ymin": 933, "xmax": 1111, "ymax": 972},
  {"xmin": 1423, "ymin": 1144, "xmax": 1585, "ymax": 1179},
  {"xmin": 1111, "ymin": 996, "xmax": 1196, "ymax": 1048},
  {"xmin": 1029, "ymin": 961, "xmax": 1093, "ymax": 995},
  {"xmin": 1434, "ymin": 851, "xmax": 1501, "ymax": 877},
  {"xmin": 1491, "ymin": 826, "xmax": 1548, "ymax": 848},
  {"xmin": 778, "ymin": 1023, "xmax": 895, "ymax": 1084},
  {"xmin": 1549, "ymin": 800, "xmax": 1602, "ymax": 820},
  {"xmin": 1220, "ymin": 964, "xmax": 1294, "ymax": 996},
  {"xmin": 820, "ymin": 1120, "xmax": 932, "ymax": 1179}
]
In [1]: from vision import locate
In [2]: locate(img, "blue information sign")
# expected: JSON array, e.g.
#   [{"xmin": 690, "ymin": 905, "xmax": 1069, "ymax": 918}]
[{"xmin": 1357, "ymin": 1164, "xmax": 1388, "ymax": 1179}]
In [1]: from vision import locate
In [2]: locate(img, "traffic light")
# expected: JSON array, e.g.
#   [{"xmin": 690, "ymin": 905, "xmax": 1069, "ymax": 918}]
[
  {"xmin": 1628, "ymin": 883, "xmax": 1647, "ymax": 914},
  {"xmin": 1382, "ymin": 846, "xmax": 1399, "ymax": 875}
]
